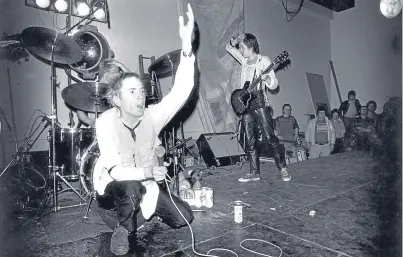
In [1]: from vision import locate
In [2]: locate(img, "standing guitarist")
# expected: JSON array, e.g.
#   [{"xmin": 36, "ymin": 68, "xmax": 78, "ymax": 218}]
[{"xmin": 226, "ymin": 33, "xmax": 291, "ymax": 182}]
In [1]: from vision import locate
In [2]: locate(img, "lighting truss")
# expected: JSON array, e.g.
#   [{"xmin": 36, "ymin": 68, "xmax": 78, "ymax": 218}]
[{"xmin": 25, "ymin": 0, "xmax": 110, "ymax": 24}]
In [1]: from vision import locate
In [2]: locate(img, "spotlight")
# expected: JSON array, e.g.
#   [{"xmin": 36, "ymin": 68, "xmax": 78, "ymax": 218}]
[
  {"xmin": 54, "ymin": 0, "xmax": 68, "ymax": 12},
  {"xmin": 380, "ymin": 0, "xmax": 402, "ymax": 18},
  {"xmin": 35, "ymin": 0, "xmax": 50, "ymax": 8},
  {"xmin": 69, "ymin": 25, "xmax": 113, "ymax": 80},
  {"xmin": 93, "ymin": 7, "xmax": 106, "ymax": 21},
  {"xmin": 76, "ymin": 0, "xmax": 90, "ymax": 16}
]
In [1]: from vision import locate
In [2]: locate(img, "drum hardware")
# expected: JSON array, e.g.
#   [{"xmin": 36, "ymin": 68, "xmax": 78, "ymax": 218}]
[
  {"xmin": 19, "ymin": 27, "xmax": 90, "ymax": 219},
  {"xmin": 61, "ymin": 82, "xmax": 110, "ymax": 113}
]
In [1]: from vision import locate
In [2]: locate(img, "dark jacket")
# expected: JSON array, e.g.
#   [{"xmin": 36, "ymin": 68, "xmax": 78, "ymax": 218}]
[{"xmin": 339, "ymin": 99, "xmax": 361, "ymax": 117}]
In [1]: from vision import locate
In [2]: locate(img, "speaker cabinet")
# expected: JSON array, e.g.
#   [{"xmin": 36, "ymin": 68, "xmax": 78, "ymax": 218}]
[{"xmin": 196, "ymin": 132, "xmax": 246, "ymax": 169}]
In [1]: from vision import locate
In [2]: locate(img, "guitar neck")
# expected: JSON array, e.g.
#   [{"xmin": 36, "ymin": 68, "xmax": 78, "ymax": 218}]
[{"xmin": 246, "ymin": 62, "xmax": 275, "ymax": 93}]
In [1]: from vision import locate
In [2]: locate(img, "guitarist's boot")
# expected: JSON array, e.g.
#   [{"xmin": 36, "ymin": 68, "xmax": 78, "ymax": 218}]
[{"xmin": 238, "ymin": 151, "xmax": 260, "ymax": 182}]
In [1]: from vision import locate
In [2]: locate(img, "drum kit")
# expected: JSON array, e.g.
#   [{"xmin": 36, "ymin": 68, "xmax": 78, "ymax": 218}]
[{"xmin": 0, "ymin": 26, "xmax": 190, "ymax": 219}]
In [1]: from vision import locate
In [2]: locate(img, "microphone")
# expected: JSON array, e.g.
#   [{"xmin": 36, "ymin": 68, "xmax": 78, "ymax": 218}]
[
  {"xmin": 155, "ymin": 145, "xmax": 166, "ymax": 158},
  {"xmin": 155, "ymin": 145, "xmax": 168, "ymax": 167},
  {"xmin": 39, "ymin": 110, "xmax": 61, "ymax": 127}
]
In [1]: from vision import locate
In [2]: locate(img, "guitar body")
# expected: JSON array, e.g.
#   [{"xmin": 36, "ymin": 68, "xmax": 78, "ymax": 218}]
[
  {"xmin": 230, "ymin": 50, "xmax": 289, "ymax": 115},
  {"xmin": 231, "ymin": 82, "xmax": 253, "ymax": 116}
]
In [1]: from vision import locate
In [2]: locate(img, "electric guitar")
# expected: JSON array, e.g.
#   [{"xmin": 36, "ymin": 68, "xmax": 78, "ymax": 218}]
[{"xmin": 230, "ymin": 51, "xmax": 289, "ymax": 115}]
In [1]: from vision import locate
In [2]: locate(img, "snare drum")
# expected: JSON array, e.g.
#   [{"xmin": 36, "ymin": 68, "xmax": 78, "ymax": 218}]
[
  {"xmin": 54, "ymin": 127, "xmax": 95, "ymax": 181},
  {"xmin": 79, "ymin": 140, "xmax": 99, "ymax": 195}
]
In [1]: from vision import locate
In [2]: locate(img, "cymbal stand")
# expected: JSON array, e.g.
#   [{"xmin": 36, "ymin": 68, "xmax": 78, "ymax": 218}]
[{"xmin": 36, "ymin": 34, "xmax": 87, "ymax": 219}]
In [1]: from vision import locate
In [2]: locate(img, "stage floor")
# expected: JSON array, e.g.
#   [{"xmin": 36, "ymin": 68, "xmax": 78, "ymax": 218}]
[{"xmin": 0, "ymin": 151, "xmax": 401, "ymax": 257}]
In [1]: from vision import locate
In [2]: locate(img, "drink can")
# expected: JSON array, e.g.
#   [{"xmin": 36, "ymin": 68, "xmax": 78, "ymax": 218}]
[
  {"xmin": 205, "ymin": 188, "xmax": 214, "ymax": 208},
  {"xmin": 201, "ymin": 187, "xmax": 208, "ymax": 207},
  {"xmin": 185, "ymin": 189, "xmax": 195, "ymax": 206},
  {"xmin": 194, "ymin": 189, "xmax": 202, "ymax": 208},
  {"xmin": 234, "ymin": 201, "xmax": 243, "ymax": 223}
]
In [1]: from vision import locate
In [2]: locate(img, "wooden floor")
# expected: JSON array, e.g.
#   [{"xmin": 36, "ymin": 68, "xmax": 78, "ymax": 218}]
[{"xmin": 0, "ymin": 150, "xmax": 401, "ymax": 257}]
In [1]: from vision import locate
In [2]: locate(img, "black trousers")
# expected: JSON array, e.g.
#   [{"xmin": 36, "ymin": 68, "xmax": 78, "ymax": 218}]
[
  {"xmin": 96, "ymin": 181, "xmax": 194, "ymax": 234},
  {"xmin": 242, "ymin": 107, "xmax": 286, "ymax": 174},
  {"xmin": 331, "ymin": 138, "xmax": 345, "ymax": 154}
]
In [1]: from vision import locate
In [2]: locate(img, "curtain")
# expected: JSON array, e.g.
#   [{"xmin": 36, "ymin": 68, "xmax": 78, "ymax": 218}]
[{"xmin": 176, "ymin": 0, "xmax": 244, "ymax": 133}]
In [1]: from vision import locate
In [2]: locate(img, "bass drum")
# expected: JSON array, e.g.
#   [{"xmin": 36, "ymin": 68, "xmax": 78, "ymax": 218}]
[{"xmin": 79, "ymin": 139, "xmax": 99, "ymax": 195}]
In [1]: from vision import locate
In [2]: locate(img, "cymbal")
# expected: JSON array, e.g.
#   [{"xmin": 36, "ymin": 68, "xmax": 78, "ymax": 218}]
[
  {"xmin": 21, "ymin": 27, "xmax": 83, "ymax": 65},
  {"xmin": 148, "ymin": 49, "xmax": 181, "ymax": 78},
  {"xmin": 62, "ymin": 82, "xmax": 110, "ymax": 113}
]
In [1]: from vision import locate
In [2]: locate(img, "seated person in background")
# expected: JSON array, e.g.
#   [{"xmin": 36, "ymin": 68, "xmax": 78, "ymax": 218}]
[
  {"xmin": 93, "ymin": 5, "xmax": 195, "ymax": 255},
  {"xmin": 330, "ymin": 109, "xmax": 345, "ymax": 154},
  {"xmin": 275, "ymin": 104, "xmax": 299, "ymax": 157},
  {"xmin": 352, "ymin": 105, "xmax": 381, "ymax": 152},
  {"xmin": 366, "ymin": 100, "xmax": 379, "ymax": 131},
  {"xmin": 305, "ymin": 106, "xmax": 335, "ymax": 159},
  {"xmin": 76, "ymin": 59, "xmax": 130, "ymax": 127}
]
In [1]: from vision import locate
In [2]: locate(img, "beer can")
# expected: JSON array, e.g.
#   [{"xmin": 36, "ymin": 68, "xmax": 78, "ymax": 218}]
[
  {"xmin": 201, "ymin": 187, "xmax": 208, "ymax": 207},
  {"xmin": 234, "ymin": 201, "xmax": 243, "ymax": 223},
  {"xmin": 204, "ymin": 188, "xmax": 214, "ymax": 208},
  {"xmin": 194, "ymin": 189, "xmax": 202, "ymax": 208}
]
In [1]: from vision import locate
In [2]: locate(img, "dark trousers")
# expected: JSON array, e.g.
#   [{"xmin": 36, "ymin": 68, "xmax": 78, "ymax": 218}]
[
  {"xmin": 343, "ymin": 117, "xmax": 355, "ymax": 135},
  {"xmin": 331, "ymin": 138, "xmax": 345, "ymax": 154},
  {"xmin": 96, "ymin": 181, "xmax": 194, "ymax": 234},
  {"xmin": 242, "ymin": 107, "xmax": 286, "ymax": 174}
]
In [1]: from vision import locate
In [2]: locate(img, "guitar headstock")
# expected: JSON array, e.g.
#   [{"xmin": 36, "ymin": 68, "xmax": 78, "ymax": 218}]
[{"xmin": 274, "ymin": 51, "xmax": 289, "ymax": 65}]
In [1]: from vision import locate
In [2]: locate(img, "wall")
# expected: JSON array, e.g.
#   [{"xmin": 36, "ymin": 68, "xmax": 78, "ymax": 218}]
[
  {"xmin": 244, "ymin": 0, "xmax": 333, "ymax": 130},
  {"xmin": 330, "ymin": 0, "xmax": 402, "ymax": 110},
  {"xmin": 0, "ymin": 0, "xmax": 186, "ymax": 165}
]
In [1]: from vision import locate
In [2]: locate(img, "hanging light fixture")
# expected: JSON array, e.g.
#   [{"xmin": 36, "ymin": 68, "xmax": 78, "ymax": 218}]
[
  {"xmin": 35, "ymin": 0, "xmax": 50, "ymax": 8},
  {"xmin": 92, "ymin": 1, "xmax": 106, "ymax": 21},
  {"xmin": 380, "ymin": 0, "xmax": 402, "ymax": 18},
  {"xmin": 25, "ymin": 0, "xmax": 110, "ymax": 24},
  {"xmin": 76, "ymin": 0, "xmax": 91, "ymax": 17},
  {"xmin": 54, "ymin": 0, "xmax": 68, "ymax": 12}
]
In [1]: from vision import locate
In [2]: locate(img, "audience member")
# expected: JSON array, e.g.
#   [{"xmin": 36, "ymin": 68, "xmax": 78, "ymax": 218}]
[
  {"xmin": 305, "ymin": 105, "xmax": 335, "ymax": 159},
  {"xmin": 330, "ymin": 109, "xmax": 345, "ymax": 154},
  {"xmin": 339, "ymin": 90, "xmax": 361, "ymax": 133},
  {"xmin": 351, "ymin": 105, "xmax": 381, "ymax": 152},
  {"xmin": 366, "ymin": 100, "xmax": 379, "ymax": 130},
  {"xmin": 275, "ymin": 104, "xmax": 299, "ymax": 158}
]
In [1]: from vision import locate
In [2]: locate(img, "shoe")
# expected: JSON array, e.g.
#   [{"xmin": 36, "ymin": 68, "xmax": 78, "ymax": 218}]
[
  {"xmin": 281, "ymin": 168, "xmax": 291, "ymax": 182},
  {"xmin": 110, "ymin": 226, "xmax": 129, "ymax": 256},
  {"xmin": 238, "ymin": 173, "xmax": 261, "ymax": 182}
]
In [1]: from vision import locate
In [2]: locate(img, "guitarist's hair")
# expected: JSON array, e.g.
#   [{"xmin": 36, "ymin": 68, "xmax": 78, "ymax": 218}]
[{"xmin": 243, "ymin": 33, "xmax": 260, "ymax": 54}]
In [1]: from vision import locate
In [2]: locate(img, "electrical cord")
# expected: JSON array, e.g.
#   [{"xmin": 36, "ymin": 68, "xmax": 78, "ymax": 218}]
[{"xmin": 162, "ymin": 172, "xmax": 283, "ymax": 257}]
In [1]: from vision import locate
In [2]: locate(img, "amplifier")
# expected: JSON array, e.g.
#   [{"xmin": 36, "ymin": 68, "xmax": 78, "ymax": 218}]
[{"xmin": 196, "ymin": 132, "xmax": 246, "ymax": 169}]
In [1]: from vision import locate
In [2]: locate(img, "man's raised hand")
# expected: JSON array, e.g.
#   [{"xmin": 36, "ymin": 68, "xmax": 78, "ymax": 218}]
[{"xmin": 179, "ymin": 3, "xmax": 194, "ymax": 53}]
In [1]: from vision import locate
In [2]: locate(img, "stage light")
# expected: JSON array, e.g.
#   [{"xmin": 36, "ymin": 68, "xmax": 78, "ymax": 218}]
[
  {"xmin": 35, "ymin": 0, "xmax": 50, "ymax": 8},
  {"xmin": 380, "ymin": 0, "xmax": 402, "ymax": 18},
  {"xmin": 69, "ymin": 25, "xmax": 113, "ymax": 80},
  {"xmin": 93, "ymin": 7, "xmax": 106, "ymax": 21},
  {"xmin": 25, "ymin": 0, "xmax": 110, "ymax": 24},
  {"xmin": 76, "ymin": 0, "xmax": 90, "ymax": 16},
  {"xmin": 54, "ymin": 0, "xmax": 68, "ymax": 12}
]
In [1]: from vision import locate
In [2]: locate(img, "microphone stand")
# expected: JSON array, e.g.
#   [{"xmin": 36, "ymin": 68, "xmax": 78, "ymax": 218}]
[
  {"xmin": 6, "ymin": 68, "xmax": 18, "ymax": 153},
  {"xmin": 0, "ymin": 117, "xmax": 49, "ymax": 178}
]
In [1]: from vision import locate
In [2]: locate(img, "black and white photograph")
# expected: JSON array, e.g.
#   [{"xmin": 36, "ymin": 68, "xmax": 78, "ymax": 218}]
[{"xmin": 0, "ymin": 0, "xmax": 401, "ymax": 256}]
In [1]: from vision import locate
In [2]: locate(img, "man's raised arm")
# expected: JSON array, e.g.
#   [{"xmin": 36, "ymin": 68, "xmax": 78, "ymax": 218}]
[
  {"xmin": 226, "ymin": 35, "xmax": 246, "ymax": 64},
  {"xmin": 149, "ymin": 4, "xmax": 196, "ymax": 134}
]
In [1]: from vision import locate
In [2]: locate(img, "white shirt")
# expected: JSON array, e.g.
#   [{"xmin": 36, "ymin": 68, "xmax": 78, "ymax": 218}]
[{"xmin": 93, "ymin": 53, "xmax": 195, "ymax": 219}]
